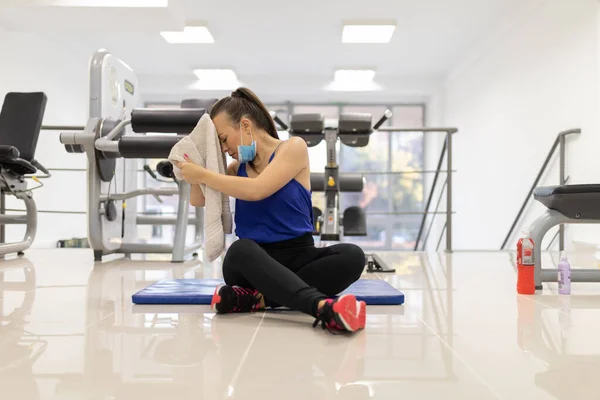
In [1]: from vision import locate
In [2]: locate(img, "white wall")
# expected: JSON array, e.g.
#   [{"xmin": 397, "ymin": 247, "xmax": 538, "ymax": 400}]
[
  {"xmin": 440, "ymin": 0, "xmax": 600, "ymax": 250},
  {"xmin": 0, "ymin": 28, "xmax": 90, "ymax": 248}
]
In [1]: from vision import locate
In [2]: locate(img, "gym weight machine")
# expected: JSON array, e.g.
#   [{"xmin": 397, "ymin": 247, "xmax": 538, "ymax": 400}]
[
  {"xmin": 59, "ymin": 50, "xmax": 205, "ymax": 262},
  {"xmin": 279, "ymin": 111, "xmax": 395, "ymax": 272}
]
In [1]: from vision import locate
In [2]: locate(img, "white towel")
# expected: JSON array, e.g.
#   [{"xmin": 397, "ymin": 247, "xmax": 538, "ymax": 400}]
[{"xmin": 168, "ymin": 113, "xmax": 233, "ymax": 262}]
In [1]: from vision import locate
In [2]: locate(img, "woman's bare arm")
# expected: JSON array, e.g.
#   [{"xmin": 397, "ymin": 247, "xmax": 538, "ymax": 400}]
[
  {"xmin": 189, "ymin": 161, "xmax": 239, "ymax": 207},
  {"xmin": 190, "ymin": 184, "xmax": 205, "ymax": 207}
]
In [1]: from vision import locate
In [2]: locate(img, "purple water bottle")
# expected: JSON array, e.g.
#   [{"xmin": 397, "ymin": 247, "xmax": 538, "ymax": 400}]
[{"xmin": 558, "ymin": 251, "xmax": 571, "ymax": 295}]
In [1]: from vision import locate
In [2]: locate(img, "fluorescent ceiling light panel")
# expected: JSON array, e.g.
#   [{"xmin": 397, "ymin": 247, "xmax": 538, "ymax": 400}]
[
  {"xmin": 334, "ymin": 69, "xmax": 375, "ymax": 83},
  {"xmin": 194, "ymin": 69, "xmax": 237, "ymax": 82},
  {"xmin": 342, "ymin": 24, "xmax": 396, "ymax": 43},
  {"xmin": 191, "ymin": 69, "xmax": 240, "ymax": 90},
  {"xmin": 49, "ymin": 0, "xmax": 168, "ymax": 6},
  {"xmin": 161, "ymin": 26, "xmax": 214, "ymax": 44}
]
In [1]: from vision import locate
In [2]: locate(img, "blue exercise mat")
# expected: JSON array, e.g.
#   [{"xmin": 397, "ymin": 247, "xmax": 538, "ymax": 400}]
[{"xmin": 132, "ymin": 278, "xmax": 404, "ymax": 306}]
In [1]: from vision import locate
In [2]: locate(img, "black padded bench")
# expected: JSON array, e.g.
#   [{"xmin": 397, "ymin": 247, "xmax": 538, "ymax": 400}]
[{"xmin": 534, "ymin": 184, "xmax": 600, "ymax": 220}]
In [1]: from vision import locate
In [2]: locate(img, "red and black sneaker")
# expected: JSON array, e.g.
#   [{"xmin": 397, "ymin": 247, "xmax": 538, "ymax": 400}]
[
  {"xmin": 313, "ymin": 294, "xmax": 366, "ymax": 334},
  {"xmin": 211, "ymin": 284, "xmax": 264, "ymax": 314}
]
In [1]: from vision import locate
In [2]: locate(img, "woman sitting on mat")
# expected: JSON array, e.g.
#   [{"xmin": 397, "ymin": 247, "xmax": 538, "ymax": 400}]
[{"xmin": 175, "ymin": 87, "xmax": 366, "ymax": 333}]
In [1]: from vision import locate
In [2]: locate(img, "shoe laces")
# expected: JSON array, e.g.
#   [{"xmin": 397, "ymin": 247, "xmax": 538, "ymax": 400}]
[
  {"xmin": 312, "ymin": 300, "xmax": 344, "ymax": 334},
  {"xmin": 231, "ymin": 286, "xmax": 262, "ymax": 312}
]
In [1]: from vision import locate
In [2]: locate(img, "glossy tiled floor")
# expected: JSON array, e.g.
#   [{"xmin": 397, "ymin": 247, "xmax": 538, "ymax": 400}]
[{"xmin": 1, "ymin": 249, "xmax": 599, "ymax": 399}]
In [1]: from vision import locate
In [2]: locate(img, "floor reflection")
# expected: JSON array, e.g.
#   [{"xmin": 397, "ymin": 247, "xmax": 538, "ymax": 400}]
[{"xmin": 4, "ymin": 249, "xmax": 563, "ymax": 399}]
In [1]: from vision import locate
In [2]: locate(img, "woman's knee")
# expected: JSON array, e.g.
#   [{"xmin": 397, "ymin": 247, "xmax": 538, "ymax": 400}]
[
  {"xmin": 337, "ymin": 243, "xmax": 366, "ymax": 277},
  {"xmin": 223, "ymin": 239, "xmax": 260, "ymax": 269},
  {"xmin": 228, "ymin": 238, "xmax": 259, "ymax": 254}
]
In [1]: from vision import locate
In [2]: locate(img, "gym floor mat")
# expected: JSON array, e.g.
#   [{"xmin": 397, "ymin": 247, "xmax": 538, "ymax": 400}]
[{"xmin": 132, "ymin": 278, "xmax": 404, "ymax": 306}]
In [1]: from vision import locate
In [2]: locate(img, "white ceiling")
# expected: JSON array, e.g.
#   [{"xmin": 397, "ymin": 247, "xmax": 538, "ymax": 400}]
[{"xmin": 0, "ymin": 0, "xmax": 533, "ymax": 103}]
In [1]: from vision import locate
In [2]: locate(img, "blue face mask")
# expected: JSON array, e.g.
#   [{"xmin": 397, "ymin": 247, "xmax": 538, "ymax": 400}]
[{"xmin": 238, "ymin": 124, "xmax": 256, "ymax": 164}]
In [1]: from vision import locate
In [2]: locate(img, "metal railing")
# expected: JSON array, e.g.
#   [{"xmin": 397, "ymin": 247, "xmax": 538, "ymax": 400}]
[
  {"xmin": 500, "ymin": 128, "xmax": 581, "ymax": 250},
  {"xmin": 410, "ymin": 131, "xmax": 456, "ymax": 252},
  {"xmin": 375, "ymin": 127, "xmax": 457, "ymax": 252}
]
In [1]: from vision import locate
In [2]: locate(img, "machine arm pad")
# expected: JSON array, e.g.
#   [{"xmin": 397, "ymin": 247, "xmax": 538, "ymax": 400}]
[
  {"xmin": 131, "ymin": 108, "xmax": 207, "ymax": 134},
  {"xmin": 119, "ymin": 135, "xmax": 185, "ymax": 159}
]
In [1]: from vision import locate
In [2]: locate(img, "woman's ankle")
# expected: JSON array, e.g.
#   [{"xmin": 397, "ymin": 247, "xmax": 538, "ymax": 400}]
[
  {"xmin": 312, "ymin": 298, "xmax": 329, "ymax": 317},
  {"xmin": 317, "ymin": 300, "xmax": 327, "ymax": 311},
  {"xmin": 256, "ymin": 292, "xmax": 266, "ymax": 309}
]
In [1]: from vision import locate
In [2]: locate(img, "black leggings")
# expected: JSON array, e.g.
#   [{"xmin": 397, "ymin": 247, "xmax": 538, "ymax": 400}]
[{"xmin": 222, "ymin": 233, "xmax": 365, "ymax": 317}]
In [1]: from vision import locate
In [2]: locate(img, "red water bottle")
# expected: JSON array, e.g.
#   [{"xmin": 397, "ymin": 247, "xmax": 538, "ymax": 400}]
[{"xmin": 517, "ymin": 229, "xmax": 535, "ymax": 294}]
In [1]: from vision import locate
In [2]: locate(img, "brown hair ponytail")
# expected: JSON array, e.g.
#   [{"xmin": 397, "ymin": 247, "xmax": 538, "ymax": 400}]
[{"xmin": 209, "ymin": 87, "xmax": 279, "ymax": 139}]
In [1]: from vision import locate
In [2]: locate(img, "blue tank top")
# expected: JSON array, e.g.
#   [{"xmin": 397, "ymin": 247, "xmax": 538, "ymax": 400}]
[{"xmin": 234, "ymin": 146, "xmax": 314, "ymax": 243}]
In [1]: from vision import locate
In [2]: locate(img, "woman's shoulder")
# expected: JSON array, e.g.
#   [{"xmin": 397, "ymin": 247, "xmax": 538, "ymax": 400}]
[
  {"xmin": 283, "ymin": 136, "xmax": 308, "ymax": 150},
  {"xmin": 275, "ymin": 137, "xmax": 308, "ymax": 159}
]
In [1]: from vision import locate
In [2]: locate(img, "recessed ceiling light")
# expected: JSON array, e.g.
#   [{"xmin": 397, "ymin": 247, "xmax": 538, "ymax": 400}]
[
  {"xmin": 193, "ymin": 69, "xmax": 237, "ymax": 81},
  {"xmin": 190, "ymin": 69, "xmax": 239, "ymax": 90},
  {"xmin": 334, "ymin": 69, "xmax": 375, "ymax": 83},
  {"xmin": 49, "ymin": 0, "xmax": 168, "ymax": 7},
  {"xmin": 342, "ymin": 23, "xmax": 396, "ymax": 43},
  {"xmin": 161, "ymin": 26, "xmax": 214, "ymax": 44}
]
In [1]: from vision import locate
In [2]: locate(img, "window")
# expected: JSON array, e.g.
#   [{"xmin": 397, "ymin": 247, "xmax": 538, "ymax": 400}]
[
  {"xmin": 388, "ymin": 106, "xmax": 425, "ymax": 249},
  {"xmin": 392, "ymin": 105, "xmax": 425, "ymax": 128},
  {"xmin": 339, "ymin": 105, "xmax": 390, "ymax": 213},
  {"xmin": 332, "ymin": 105, "xmax": 425, "ymax": 250}
]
